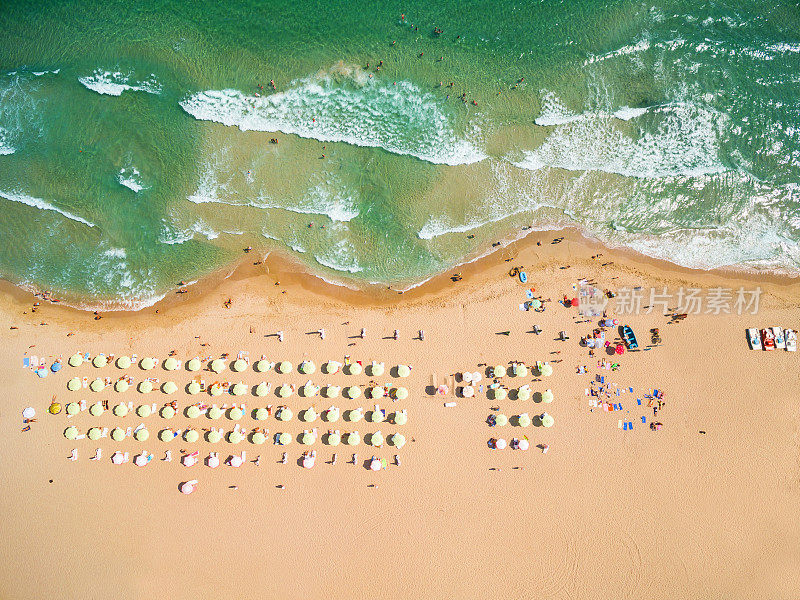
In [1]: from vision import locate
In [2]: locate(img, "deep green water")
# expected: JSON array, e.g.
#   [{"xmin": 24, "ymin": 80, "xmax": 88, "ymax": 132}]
[{"xmin": 1, "ymin": 0, "xmax": 799, "ymax": 307}]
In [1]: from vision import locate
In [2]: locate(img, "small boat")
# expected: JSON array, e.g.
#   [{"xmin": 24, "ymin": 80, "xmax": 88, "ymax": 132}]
[
  {"xmin": 772, "ymin": 327, "xmax": 786, "ymax": 350},
  {"xmin": 761, "ymin": 328, "xmax": 776, "ymax": 351},
  {"xmin": 518, "ymin": 271, "xmax": 528, "ymax": 283},
  {"xmin": 785, "ymin": 329, "xmax": 797, "ymax": 352},
  {"xmin": 747, "ymin": 328, "xmax": 762, "ymax": 350},
  {"xmin": 621, "ymin": 325, "xmax": 638, "ymax": 350}
]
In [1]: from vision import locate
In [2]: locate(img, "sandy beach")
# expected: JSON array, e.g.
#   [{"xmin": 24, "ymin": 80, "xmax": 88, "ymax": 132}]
[{"xmin": 2, "ymin": 233, "xmax": 799, "ymax": 600}]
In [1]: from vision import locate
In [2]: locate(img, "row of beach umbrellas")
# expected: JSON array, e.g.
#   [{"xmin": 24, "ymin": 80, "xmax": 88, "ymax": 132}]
[
  {"xmin": 462, "ymin": 362, "xmax": 553, "ymax": 380},
  {"xmin": 489, "ymin": 412, "xmax": 554, "ymax": 429}
]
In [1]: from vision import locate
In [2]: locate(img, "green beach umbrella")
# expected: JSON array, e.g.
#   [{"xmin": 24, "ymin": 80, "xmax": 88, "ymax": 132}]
[
  {"xmin": 92, "ymin": 355, "xmax": 108, "ymax": 368},
  {"xmin": 323, "ymin": 385, "xmax": 340, "ymax": 399},
  {"xmin": 68, "ymin": 353, "xmax": 83, "ymax": 367},
  {"xmin": 64, "ymin": 426, "xmax": 78, "ymax": 440},
  {"xmin": 396, "ymin": 364, "xmax": 411, "ymax": 378},
  {"xmin": 325, "ymin": 431, "xmax": 341, "ymax": 446},
  {"xmin": 207, "ymin": 430, "xmax": 222, "ymax": 443},
  {"xmin": 348, "ymin": 408, "xmax": 363, "ymax": 422},
  {"xmin": 493, "ymin": 365, "xmax": 506, "ymax": 378},
  {"xmin": 278, "ymin": 432, "xmax": 291, "ymax": 445},
  {"xmin": 344, "ymin": 386, "xmax": 361, "ymax": 400},
  {"xmin": 232, "ymin": 383, "xmax": 247, "ymax": 396},
  {"xmin": 390, "ymin": 433, "xmax": 406, "ymax": 449},
  {"xmin": 66, "ymin": 402, "xmax": 80, "ymax": 416},
  {"xmin": 517, "ymin": 413, "xmax": 532, "ymax": 427},
  {"xmin": 255, "ymin": 359, "xmax": 270, "ymax": 373},
  {"xmin": 368, "ymin": 362, "xmax": 385, "ymax": 376},
  {"xmin": 164, "ymin": 357, "xmax": 179, "ymax": 371},
  {"xmin": 301, "ymin": 383, "xmax": 318, "ymax": 397},
  {"xmin": 187, "ymin": 358, "xmax": 201, "ymax": 372},
  {"xmin": 186, "ymin": 405, "xmax": 202, "ymax": 419},
  {"xmin": 494, "ymin": 413, "xmax": 508, "ymax": 427},
  {"xmin": 110, "ymin": 427, "xmax": 125, "ymax": 442},
  {"xmin": 369, "ymin": 431, "xmax": 384, "ymax": 447},
  {"xmin": 542, "ymin": 389, "xmax": 554, "ymax": 403},
  {"xmin": 161, "ymin": 405, "xmax": 175, "ymax": 419},
  {"xmin": 88, "ymin": 427, "xmax": 102, "ymax": 440},
  {"xmin": 393, "ymin": 411, "xmax": 407, "ymax": 426},
  {"xmin": 277, "ymin": 384, "xmax": 293, "ymax": 398},
  {"xmin": 251, "ymin": 431, "xmax": 266, "ymax": 445},
  {"xmin": 67, "ymin": 377, "xmax": 81, "ymax": 391},
  {"xmin": 276, "ymin": 361, "xmax": 292, "ymax": 374},
  {"xmin": 116, "ymin": 356, "xmax": 132, "ymax": 369},
  {"xmin": 90, "ymin": 378, "xmax": 105, "ymax": 392},
  {"xmin": 138, "ymin": 380, "xmax": 153, "ymax": 393},
  {"xmin": 255, "ymin": 382, "xmax": 269, "ymax": 397},
  {"xmin": 134, "ymin": 428, "xmax": 149, "ymax": 441},
  {"xmin": 113, "ymin": 402, "xmax": 129, "ymax": 417},
  {"xmin": 491, "ymin": 387, "xmax": 507, "ymax": 401},
  {"xmin": 301, "ymin": 407, "xmax": 317, "ymax": 422},
  {"xmin": 137, "ymin": 404, "xmax": 152, "ymax": 418},
  {"xmin": 516, "ymin": 387, "xmax": 531, "ymax": 401},
  {"xmin": 227, "ymin": 430, "xmax": 244, "ymax": 444},
  {"xmin": 540, "ymin": 364, "xmax": 553, "ymax": 377},
  {"xmin": 299, "ymin": 360, "xmax": 315, "ymax": 374},
  {"xmin": 541, "ymin": 412, "xmax": 554, "ymax": 428},
  {"xmin": 89, "ymin": 402, "xmax": 104, "ymax": 416},
  {"xmin": 346, "ymin": 431, "xmax": 360, "ymax": 446},
  {"xmin": 324, "ymin": 407, "xmax": 340, "ymax": 422},
  {"xmin": 187, "ymin": 381, "xmax": 201, "ymax": 395},
  {"xmin": 368, "ymin": 409, "xmax": 384, "ymax": 423},
  {"xmin": 115, "ymin": 380, "xmax": 129, "ymax": 393},
  {"xmin": 140, "ymin": 357, "xmax": 156, "ymax": 370},
  {"xmin": 232, "ymin": 358, "xmax": 247, "ymax": 372},
  {"xmin": 392, "ymin": 387, "xmax": 408, "ymax": 400},
  {"xmin": 183, "ymin": 429, "xmax": 199, "ymax": 443},
  {"xmin": 228, "ymin": 407, "xmax": 244, "ymax": 420},
  {"xmin": 513, "ymin": 364, "xmax": 528, "ymax": 378},
  {"xmin": 210, "ymin": 358, "xmax": 225, "ymax": 373},
  {"xmin": 209, "ymin": 383, "xmax": 223, "ymax": 396},
  {"xmin": 345, "ymin": 362, "xmax": 362, "ymax": 375},
  {"xmin": 254, "ymin": 407, "xmax": 269, "ymax": 421},
  {"xmin": 162, "ymin": 381, "xmax": 178, "ymax": 394},
  {"xmin": 301, "ymin": 431, "xmax": 315, "ymax": 445},
  {"xmin": 277, "ymin": 407, "xmax": 293, "ymax": 421},
  {"xmin": 159, "ymin": 429, "xmax": 175, "ymax": 442},
  {"xmin": 530, "ymin": 299, "xmax": 542, "ymax": 309},
  {"xmin": 207, "ymin": 405, "xmax": 223, "ymax": 419}
]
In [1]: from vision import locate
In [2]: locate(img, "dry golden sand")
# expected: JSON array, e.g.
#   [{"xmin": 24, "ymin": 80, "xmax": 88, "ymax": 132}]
[{"xmin": 1, "ymin": 233, "xmax": 799, "ymax": 600}]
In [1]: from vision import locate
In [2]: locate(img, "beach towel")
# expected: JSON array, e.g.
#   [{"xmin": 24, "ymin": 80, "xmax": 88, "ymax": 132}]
[
  {"xmin": 618, "ymin": 420, "xmax": 623, "ymax": 429},
  {"xmin": 23, "ymin": 357, "xmax": 29, "ymax": 368},
  {"xmin": 629, "ymin": 387, "xmax": 634, "ymax": 393},
  {"xmin": 641, "ymin": 416, "xmax": 646, "ymax": 423},
  {"xmin": 637, "ymin": 399, "xmax": 642, "ymax": 406},
  {"xmin": 616, "ymin": 389, "xmax": 620, "ymax": 396}
]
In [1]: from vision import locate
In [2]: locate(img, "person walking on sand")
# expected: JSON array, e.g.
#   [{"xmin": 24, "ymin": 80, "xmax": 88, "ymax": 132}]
[
  {"xmin": 393, "ymin": 329, "xmax": 399, "ymax": 340},
  {"xmin": 277, "ymin": 331, "xmax": 284, "ymax": 342},
  {"xmin": 68, "ymin": 448, "xmax": 77, "ymax": 461},
  {"xmin": 332, "ymin": 453, "xmax": 338, "ymax": 465},
  {"xmin": 281, "ymin": 452, "xmax": 287, "ymax": 464},
  {"xmin": 164, "ymin": 450, "xmax": 172, "ymax": 462},
  {"xmin": 418, "ymin": 330, "xmax": 425, "ymax": 341},
  {"xmin": 318, "ymin": 328, "xmax": 326, "ymax": 340},
  {"xmin": 360, "ymin": 327, "xmax": 366, "ymax": 339},
  {"xmin": 90, "ymin": 448, "xmax": 101, "ymax": 461}
]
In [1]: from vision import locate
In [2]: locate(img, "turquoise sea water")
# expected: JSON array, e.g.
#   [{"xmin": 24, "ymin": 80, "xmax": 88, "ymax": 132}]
[{"xmin": 1, "ymin": 0, "xmax": 799, "ymax": 307}]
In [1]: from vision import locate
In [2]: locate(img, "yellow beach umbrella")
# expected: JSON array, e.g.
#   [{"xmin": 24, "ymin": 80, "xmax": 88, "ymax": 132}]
[
  {"xmin": 209, "ymin": 383, "xmax": 223, "ymax": 396},
  {"xmin": 323, "ymin": 407, "xmax": 340, "ymax": 422},
  {"xmin": 207, "ymin": 405, "xmax": 223, "ymax": 419},
  {"xmin": 210, "ymin": 358, "xmax": 226, "ymax": 373},
  {"xmin": 369, "ymin": 431, "xmax": 384, "ymax": 447},
  {"xmin": 345, "ymin": 362, "xmax": 362, "ymax": 375},
  {"xmin": 366, "ymin": 387, "xmax": 383, "ymax": 400},
  {"xmin": 492, "ymin": 365, "xmax": 506, "ymax": 378},
  {"xmin": 113, "ymin": 402, "xmax": 129, "ymax": 417},
  {"xmin": 301, "ymin": 407, "xmax": 317, "ymax": 422},
  {"xmin": 229, "ymin": 358, "xmax": 245, "ymax": 372},
  {"xmin": 231, "ymin": 383, "xmax": 247, "ymax": 396},
  {"xmin": 207, "ymin": 430, "xmax": 222, "ymax": 443},
  {"xmin": 345, "ymin": 431, "xmax": 360, "ymax": 445},
  {"xmin": 299, "ymin": 360, "xmax": 315, "ymax": 374},
  {"xmin": 159, "ymin": 429, "xmax": 175, "ymax": 442},
  {"xmin": 66, "ymin": 402, "xmax": 80, "ymax": 416},
  {"xmin": 390, "ymin": 433, "xmax": 406, "ymax": 448},
  {"xmin": 301, "ymin": 383, "xmax": 318, "ymax": 397},
  {"xmin": 164, "ymin": 357, "xmax": 179, "ymax": 371},
  {"xmin": 187, "ymin": 381, "xmax": 201, "ymax": 395},
  {"xmin": 134, "ymin": 428, "xmax": 149, "ymax": 441},
  {"xmin": 277, "ymin": 384, "xmax": 293, "ymax": 398},
  {"xmin": 227, "ymin": 430, "xmax": 244, "ymax": 444},
  {"xmin": 183, "ymin": 429, "xmax": 199, "ymax": 443},
  {"xmin": 516, "ymin": 387, "xmax": 531, "ymax": 401},
  {"xmin": 347, "ymin": 408, "xmax": 363, "ymax": 422},
  {"xmin": 186, "ymin": 405, "xmax": 202, "ymax": 419},
  {"xmin": 115, "ymin": 380, "xmax": 129, "ymax": 393},
  {"xmin": 67, "ymin": 377, "xmax": 81, "ymax": 391},
  {"xmin": 116, "ymin": 356, "xmax": 132, "ymax": 369},
  {"xmin": 517, "ymin": 413, "xmax": 532, "ymax": 427},
  {"xmin": 392, "ymin": 387, "xmax": 408, "ymax": 400},
  {"xmin": 494, "ymin": 413, "xmax": 508, "ymax": 427},
  {"xmin": 89, "ymin": 402, "xmax": 104, "ymax": 416},
  {"xmin": 137, "ymin": 404, "xmax": 152, "ymax": 418},
  {"xmin": 300, "ymin": 431, "xmax": 315, "ymax": 445},
  {"xmin": 491, "ymin": 387, "xmax": 507, "ymax": 400},
  {"xmin": 540, "ymin": 363, "xmax": 553, "ymax": 377},
  {"xmin": 322, "ymin": 360, "xmax": 341, "ymax": 374},
  {"xmin": 251, "ymin": 431, "xmax": 266, "ymax": 445},
  {"xmin": 542, "ymin": 389, "xmax": 554, "ymax": 403},
  {"xmin": 160, "ymin": 405, "xmax": 175, "ymax": 419},
  {"xmin": 276, "ymin": 361, "xmax": 292, "ymax": 374},
  {"xmin": 396, "ymin": 364, "xmax": 411, "ymax": 378},
  {"xmin": 278, "ymin": 432, "xmax": 291, "ymax": 445},
  {"xmin": 277, "ymin": 407, "xmax": 293, "ymax": 421},
  {"xmin": 255, "ymin": 382, "xmax": 269, "ymax": 397},
  {"xmin": 344, "ymin": 386, "xmax": 361, "ymax": 400},
  {"xmin": 110, "ymin": 427, "xmax": 125, "ymax": 442},
  {"xmin": 90, "ymin": 378, "xmax": 105, "ymax": 392},
  {"xmin": 254, "ymin": 407, "xmax": 269, "ymax": 421},
  {"xmin": 64, "ymin": 426, "xmax": 79, "ymax": 440},
  {"xmin": 368, "ymin": 362, "xmax": 385, "ymax": 376},
  {"xmin": 325, "ymin": 431, "xmax": 341, "ymax": 446},
  {"xmin": 512, "ymin": 364, "xmax": 528, "ymax": 377},
  {"xmin": 187, "ymin": 358, "xmax": 201, "ymax": 372},
  {"xmin": 68, "ymin": 353, "xmax": 83, "ymax": 367},
  {"xmin": 323, "ymin": 385, "xmax": 340, "ymax": 399},
  {"xmin": 541, "ymin": 412, "xmax": 554, "ymax": 427},
  {"xmin": 255, "ymin": 359, "xmax": 270, "ymax": 372},
  {"xmin": 228, "ymin": 407, "xmax": 244, "ymax": 420},
  {"xmin": 162, "ymin": 381, "xmax": 178, "ymax": 394},
  {"xmin": 47, "ymin": 402, "xmax": 60, "ymax": 415},
  {"xmin": 88, "ymin": 427, "xmax": 102, "ymax": 440},
  {"xmin": 368, "ymin": 409, "xmax": 384, "ymax": 423},
  {"xmin": 138, "ymin": 380, "xmax": 153, "ymax": 393},
  {"xmin": 140, "ymin": 357, "xmax": 156, "ymax": 370},
  {"xmin": 392, "ymin": 411, "xmax": 407, "ymax": 425},
  {"xmin": 93, "ymin": 355, "xmax": 108, "ymax": 368}
]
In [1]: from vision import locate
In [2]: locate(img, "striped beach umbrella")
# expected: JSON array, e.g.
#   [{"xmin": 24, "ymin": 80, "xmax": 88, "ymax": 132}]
[
  {"xmin": 89, "ymin": 402, "xmax": 104, "ymax": 416},
  {"xmin": 137, "ymin": 404, "xmax": 152, "ymax": 418},
  {"xmin": 67, "ymin": 377, "xmax": 81, "ymax": 391},
  {"xmin": 116, "ymin": 356, "xmax": 132, "ymax": 369},
  {"xmin": 93, "ymin": 355, "xmax": 108, "ymax": 368},
  {"xmin": 164, "ymin": 357, "xmax": 179, "ymax": 371},
  {"xmin": 187, "ymin": 358, "xmax": 201, "ymax": 372},
  {"xmin": 161, "ymin": 405, "xmax": 175, "ymax": 419},
  {"xmin": 140, "ymin": 357, "xmax": 156, "ymax": 370},
  {"xmin": 64, "ymin": 426, "xmax": 78, "ymax": 440},
  {"xmin": 113, "ymin": 402, "xmax": 128, "ymax": 417},
  {"xmin": 210, "ymin": 359, "xmax": 226, "ymax": 373},
  {"xmin": 68, "ymin": 353, "xmax": 83, "ymax": 367},
  {"xmin": 110, "ymin": 428, "xmax": 125, "ymax": 442},
  {"xmin": 90, "ymin": 378, "xmax": 105, "ymax": 392},
  {"xmin": 138, "ymin": 380, "xmax": 153, "ymax": 393}
]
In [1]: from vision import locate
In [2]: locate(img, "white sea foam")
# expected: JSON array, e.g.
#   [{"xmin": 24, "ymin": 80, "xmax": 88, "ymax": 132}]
[
  {"xmin": 118, "ymin": 167, "xmax": 146, "ymax": 192},
  {"xmin": 584, "ymin": 39, "xmax": 651, "ymax": 66},
  {"xmin": 0, "ymin": 127, "xmax": 13, "ymax": 155},
  {"xmin": 534, "ymin": 91, "xmax": 583, "ymax": 127},
  {"xmin": 180, "ymin": 67, "xmax": 487, "ymax": 166},
  {"xmin": 79, "ymin": 70, "xmax": 162, "ymax": 96},
  {"xmin": 314, "ymin": 239, "xmax": 363, "ymax": 273},
  {"xmin": 612, "ymin": 106, "xmax": 649, "ymax": 120},
  {"xmin": 0, "ymin": 189, "xmax": 95, "ymax": 227}
]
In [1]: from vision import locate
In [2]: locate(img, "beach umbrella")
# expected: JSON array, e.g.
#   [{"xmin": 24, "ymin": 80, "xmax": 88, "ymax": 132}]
[
  {"xmin": 207, "ymin": 405, "xmax": 223, "ymax": 419},
  {"xmin": 138, "ymin": 380, "xmax": 153, "ymax": 393},
  {"xmin": 232, "ymin": 383, "xmax": 247, "ymax": 396},
  {"xmin": 64, "ymin": 426, "xmax": 78, "ymax": 440},
  {"xmin": 67, "ymin": 377, "xmax": 81, "ymax": 391},
  {"xmin": 516, "ymin": 387, "xmax": 531, "ymax": 401},
  {"xmin": 460, "ymin": 385, "xmax": 475, "ymax": 398},
  {"xmin": 161, "ymin": 405, "xmax": 175, "ymax": 419},
  {"xmin": 615, "ymin": 344, "xmax": 625, "ymax": 355},
  {"xmin": 187, "ymin": 358, "xmax": 202, "ymax": 372},
  {"xmin": 301, "ymin": 383, "xmax": 318, "ymax": 397},
  {"xmin": 542, "ymin": 389, "xmax": 554, "ymax": 403},
  {"xmin": 255, "ymin": 359, "xmax": 270, "ymax": 373},
  {"xmin": 140, "ymin": 357, "xmax": 156, "ymax": 370},
  {"xmin": 179, "ymin": 481, "xmax": 196, "ymax": 494},
  {"xmin": 251, "ymin": 431, "xmax": 266, "ymax": 445},
  {"xmin": 299, "ymin": 360, "xmax": 315, "ymax": 374},
  {"xmin": 164, "ymin": 357, "xmax": 179, "ymax": 371},
  {"xmin": 255, "ymin": 382, "xmax": 269, "ymax": 397},
  {"xmin": 344, "ymin": 386, "xmax": 361, "ymax": 400},
  {"xmin": 369, "ymin": 362, "xmax": 385, "ymax": 376},
  {"xmin": 278, "ymin": 432, "xmax": 291, "ymax": 445},
  {"xmin": 162, "ymin": 381, "xmax": 178, "ymax": 394},
  {"xmin": 89, "ymin": 402, "xmax": 104, "ymax": 416},
  {"xmin": 346, "ymin": 431, "xmax": 360, "ymax": 445},
  {"xmin": 66, "ymin": 402, "xmax": 80, "ymax": 416},
  {"xmin": 209, "ymin": 383, "xmax": 223, "ymax": 396},
  {"xmin": 206, "ymin": 455, "xmax": 220, "ymax": 468},
  {"xmin": 302, "ymin": 454, "xmax": 316, "ymax": 469},
  {"xmin": 396, "ymin": 364, "xmax": 411, "ymax": 378},
  {"xmin": 68, "ymin": 353, "xmax": 83, "ymax": 367},
  {"xmin": 517, "ymin": 439, "xmax": 530, "ymax": 450},
  {"xmin": 367, "ymin": 387, "xmax": 382, "ymax": 400},
  {"xmin": 134, "ymin": 454, "xmax": 150, "ymax": 467},
  {"xmin": 347, "ymin": 408, "xmax": 363, "ymax": 422},
  {"xmin": 491, "ymin": 387, "xmax": 507, "ymax": 401},
  {"xmin": 277, "ymin": 407, "xmax": 293, "ymax": 421},
  {"xmin": 51, "ymin": 360, "xmax": 63, "ymax": 372},
  {"xmin": 494, "ymin": 438, "xmax": 507, "ymax": 450},
  {"xmin": 322, "ymin": 360, "xmax": 341, "ymax": 374},
  {"xmin": 186, "ymin": 405, "xmax": 202, "ymax": 419},
  {"xmin": 323, "ymin": 385, "xmax": 340, "ymax": 399},
  {"xmin": 393, "ymin": 411, "xmax": 407, "ymax": 426},
  {"xmin": 369, "ymin": 431, "xmax": 384, "ymax": 447},
  {"xmin": 346, "ymin": 362, "xmax": 362, "ymax": 375},
  {"xmin": 517, "ymin": 413, "xmax": 531, "ymax": 427},
  {"xmin": 37, "ymin": 368, "xmax": 48, "ymax": 379},
  {"xmin": 276, "ymin": 361, "xmax": 292, "ymax": 374},
  {"xmin": 513, "ymin": 364, "xmax": 528, "ymax": 378},
  {"xmin": 530, "ymin": 299, "xmax": 542, "ymax": 309},
  {"xmin": 116, "ymin": 356, "xmax": 132, "ymax": 369},
  {"xmin": 111, "ymin": 452, "xmax": 125, "ymax": 465},
  {"xmin": 370, "ymin": 458, "xmax": 381, "ymax": 471},
  {"xmin": 110, "ymin": 428, "xmax": 125, "ymax": 442},
  {"xmin": 48, "ymin": 401, "xmax": 61, "ymax": 415},
  {"xmin": 540, "ymin": 364, "xmax": 553, "ymax": 377},
  {"xmin": 472, "ymin": 371, "xmax": 482, "ymax": 384},
  {"xmin": 493, "ymin": 365, "xmax": 506, "ymax": 378},
  {"xmin": 392, "ymin": 387, "xmax": 409, "ymax": 400},
  {"xmin": 210, "ymin": 358, "xmax": 226, "ymax": 373},
  {"xmin": 115, "ymin": 380, "xmax": 129, "ymax": 393},
  {"xmin": 277, "ymin": 384, "xmax": 293, "ymax": 398},
  {"xmin": 137, "ymin": 404, "xmax": 152, "ymax": 418},
  {"xmin": 228, "ymin": 407, "xmax": 244, "ymax": 420},
  {"xmin": 93, "ymin": 355, "xmax": 108, "ymax": 368},
  {"xmin": 227, "ymin": 430, "xmax": 244, "ymax": 444},
  {"xmin": 182, "ymin": 454, "xmax": 198, "ymax": 467},
  {"xmin": 324, "ymin": 407, "xmax": 340, "ymax": 422},
  {"xmin": 325, "ymin": 431, "xmax": 341, "ymax": 446},
  {"xmin": 134, "ymin": 428, "xmax": 149, "ymax": 441},
  {"xmin": 390, "ymin": 433, "xmax": 406, "ymax": 448},
  {"xmin": 90, "ymin": 378, "xmax": 105, "ymax": 392},
  {"xmin": 207, "ymin": 430, "xmax": 222, "ymax": 443},
  {"xmin": 184, "ymin": 429, "xmax": 200, "ymax": 443},
  {"xmin": 88, "ymin": 427, "xmax": 102, "ymax": 440},
  {"xmin": 301, "ymin": 407, "xmax": 317, "ymax": 422},
  {"xmin": 541, "ymin": 412, "xmax": 555, "ymax": 427},
  {"xmin": 187, "ymin": 381, "xmax": 201, "ymax": 395},
  {"xmin": 301, "ymin": 431, "xmax": 316, "ymax": 445},
  {"xmin": 494, "ymin": 413, "xmax": 508, "ymax": 427},
  {"xmin": 369, "ymin": 409, "xmax": 384, "ymax": 423},
  {"xmin": 232, "ymin": 358, "xmax": 247, "ymax": 372},
  {"xmin": 254, "ymin": 407, "xmax": 269, "ymax": 421},
  {"xmin": 113, "ymin": 402, "xmax": 129, "ymax": 417}
]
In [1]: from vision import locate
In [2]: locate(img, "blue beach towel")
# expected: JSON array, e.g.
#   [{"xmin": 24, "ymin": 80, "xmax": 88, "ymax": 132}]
[
  {"xmin": 637, "ymin": 399, "xmax": 641, "ymax": 406},
  {"xmin": 23, "ymin": 357, "xmax": 29, "ymax": 368},
  {"xmin": 641, "ymin": 416, "xmax": 646, "ymax": 423}
]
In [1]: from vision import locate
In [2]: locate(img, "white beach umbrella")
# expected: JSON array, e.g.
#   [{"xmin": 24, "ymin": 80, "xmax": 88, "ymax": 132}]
[
  {"xmin": 492, "ymin": 365, "xmax": 506, "ymax": 378},
  {"xmin": 68, "ymin": 353, "xmax": 84, "ymax": 367},
  {"xmin": 231, "ymin": 383, "xmax": 247, "ymax": 396},
  {"xmin": 299, "ymin": 360, "xmax": 315, "ymax": 374},
  {"xmin": 324, "ymin": 407, "xmax": 340, "ymax": 422},
  {"xmin": 161, "ymin": 405, "xmax": 176, "ymax": 419},
  {"xmin": 138, "ymin": 380, "xmax": 153, "ymax": 393},
  {"xmin": 345, "ymin": 362, "xmax": 362, "ymax": 375},
  {"xmin": 228, "ymin": 407, "xmax": 244, "ymax": 420},
  {"xmin": 392, "ymin": 387, "xmax": 408, "ymax": 400},
  {"xmin": 207, "ymin": 405, "xmax": 223, "ymax": 419},
  {"xmin": 88, "ymin": 427, "xmax": 102, "ymax": 440},
  {"xmin": 276, "ymin": 407, "xmax": 293, "ymax": 422},
  {"xmin": 255, "ymin": 382, "xmax": 269, "ymax": 397},
  {"xmin": 162, "ymin": 381, "xmax": 178, "ymax": 394},
  {"xmin": 392, "ymin": 411, "xmax": 407, "ymax": 426},
  {"xmin": 187, "ymin": 358, "xmax": 202, "ymax": 372},
  {"xmin": 140, "ymin": 357, "xmax": 156, "ymax": 370},
  {"xmin": 209, "ymin": 383, "xmax": 223, "ymax": 396},
  {"xmin": 64, "ymin": 426, "xmax": 79, "ymax": 440},
  {"xmin": 113, "ymin": 402, "xmax": 128, "ymax": 417},
  {"xmin": 187, "ymin": 381, "xmax": 201, "ymax": 395},
  {"xmin": 67, "ymin": 377, "xmax": 81, "ymax": 391},
  {"xmin": 116, "ymin": 356, "xmax": 132, "ymax": 369},
  {"xmin": 368, "ymin": 362, "xmax": 385, "ymax": 376},
  {"xmin": 323, "ymin": 385, "xmax": 340, "ymax": 399},
  {"xmin": 276, "ymin": 361, "xmax": 292, "ymax": 374},
  {"xmin": 210, "ymin": 359, "xmax": 226, "ymax": 373},
  {"xmin": 396, "ymin": 364, "xmax": 411, "ymax": 378},
  {"xmin": 494, "ymin": 438, "xmax": 507, "ymax": 450},
  {"xmin": 390, "ymin": 433, "xmax": 406, "ymax": 448},
  {"xmin": 255, "ymin": 359, "xmax": 270, "ymax": 373},
  {"xmin": 137, "ymin": 404, "xmax": 152, "ymax": 418},
  {"xmin": 93, "ymin": 355, "xmax": 108, "ymax": 368},
  {"xmin": 89, "ymin": 402, "xmax": 104, "ymax": 416},
  {"xmin": 110, "ymin": 428, "xmax": 125, "ymax": 442},
  {"xmin": 462, "ymin": 386, "xmax": 475, "ymax": 398},
  {"xmin": 164, "ymin": 357, "xmax": 180, "ymax": 371},
  {"xmin": 134, "ymin": 428, "xmax": 149, "ymax": 441},
  {"xmin": 115, "ymin": 380, "xmax": 129, "ymax": 393},
  {"xmin": 232, "ymin": 358, "xmax": 247, "ymax": 372},
  {"xmin": 90, "ymin": 378, "xmax": 105, "ymax": 392},
  {"xmin": 344, "ymin": 386, "xmax": 361, "ymax": 400}
]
